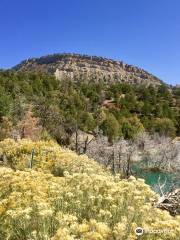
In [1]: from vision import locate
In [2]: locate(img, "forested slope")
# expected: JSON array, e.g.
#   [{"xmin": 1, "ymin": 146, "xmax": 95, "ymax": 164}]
[{"xmin": 0, "ymin": 71, "xmax": 179, "ymax": 144}]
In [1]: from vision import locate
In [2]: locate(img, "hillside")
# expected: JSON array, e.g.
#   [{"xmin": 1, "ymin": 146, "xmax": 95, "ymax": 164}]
[
  {"xmin": 0, "ymin": 56, "xmax": 180, "ymax": 239},
  {"xmin": 13, "ymin": 53, "xmax": 162, "ymax": 86},
  {"xmin": 0, "ymin": 139, "xmax": 180, "ymax": 240},
  {"xmin": 0, "ymin": 70, "xmax": 179, "ymax": 146}
]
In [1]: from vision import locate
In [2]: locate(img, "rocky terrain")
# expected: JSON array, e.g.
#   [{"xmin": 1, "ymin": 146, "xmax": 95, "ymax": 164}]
[{"xmin": 13, "ymin": 53, "xmax": 162, "ymax": 86}]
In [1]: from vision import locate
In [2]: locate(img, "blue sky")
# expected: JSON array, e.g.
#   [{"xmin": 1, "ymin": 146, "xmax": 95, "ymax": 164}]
[{"xmin": 0, "ymin": 0, "xmax": 179, "ymax": 85}]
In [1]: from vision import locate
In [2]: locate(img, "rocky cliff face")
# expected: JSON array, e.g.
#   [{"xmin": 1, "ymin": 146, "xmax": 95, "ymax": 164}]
[{"xmin": 13, "ymin": 53, "xmax": 162, "ymax": 86}]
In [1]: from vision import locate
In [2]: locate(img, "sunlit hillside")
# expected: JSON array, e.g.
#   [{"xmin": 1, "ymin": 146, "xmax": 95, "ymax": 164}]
[{"xmin": 0, "ymin": 139, "xmax": 179, "ymax": 240}]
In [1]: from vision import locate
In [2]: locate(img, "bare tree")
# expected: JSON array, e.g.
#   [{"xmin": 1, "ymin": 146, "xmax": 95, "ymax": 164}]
[
  {"xmin": 70, "ymin": 129, "xmax": 95, "ymax": 154},
  {"xmin": 86, "ymin": 135, "xmax": 138, "ymax": 177},
  {"xmin": 134, "ymin": 132, "xmax": 180, "ymax": 172},
  {"xmin": 70, "ymin": 130, "xmax": 180, "ymax": 177}
]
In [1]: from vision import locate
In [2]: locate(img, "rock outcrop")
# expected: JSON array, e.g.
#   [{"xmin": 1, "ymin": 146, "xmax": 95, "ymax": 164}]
[{"xmin": 13, "ymin": 53, "xmax": 162, "ymax": 86}]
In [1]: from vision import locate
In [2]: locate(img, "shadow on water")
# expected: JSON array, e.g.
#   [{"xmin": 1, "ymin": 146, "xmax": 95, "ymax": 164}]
[{"xmin": 132, "ymin": 162, "xmax": 180, "ymax": 195}]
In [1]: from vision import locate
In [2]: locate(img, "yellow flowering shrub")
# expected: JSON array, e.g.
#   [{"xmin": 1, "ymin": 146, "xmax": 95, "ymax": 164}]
[
  {"xmin": 0, "ymin": 139, "xmax": 180, "ymax": 240},
  {"xmin": 52, "ymin": 219, "xmax": 111, "ymax": 240},
  {"xmin": 0, "ymin": 138, "xmax": 109, "ymax": 176}
]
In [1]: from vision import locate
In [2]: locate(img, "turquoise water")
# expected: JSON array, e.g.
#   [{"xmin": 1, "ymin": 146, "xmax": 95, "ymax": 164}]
[{"xmin": 132, "ymin": 163, "xmax": 180, "ymax": 195}]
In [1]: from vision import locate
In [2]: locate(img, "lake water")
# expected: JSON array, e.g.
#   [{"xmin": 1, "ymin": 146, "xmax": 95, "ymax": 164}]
[{"xmin": 132, "ymin": 163, "xmax": 180, "ymax": 195}]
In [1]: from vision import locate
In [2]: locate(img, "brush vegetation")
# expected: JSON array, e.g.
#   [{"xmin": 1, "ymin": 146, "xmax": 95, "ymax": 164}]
[{"xmin": 0, "ymin": 139, "xmax": 180, "ymax": 240}]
